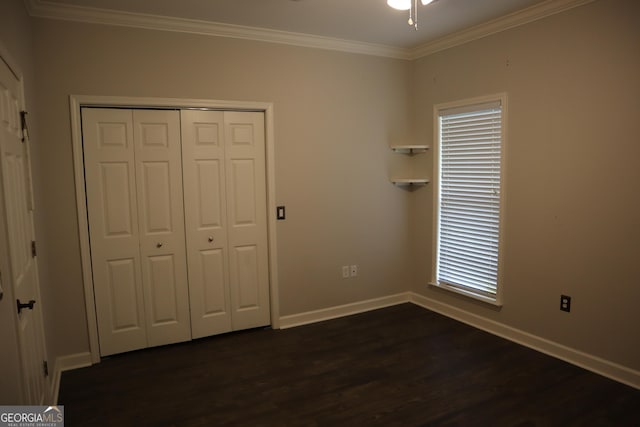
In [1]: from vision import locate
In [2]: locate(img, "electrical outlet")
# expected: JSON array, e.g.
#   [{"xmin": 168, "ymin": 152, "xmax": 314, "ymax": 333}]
[
  {"xmin": 350, "ymin": 265, "xmax": 358, "ymax": 277},
  {"xmin": 342, "ymin": 266, "xmax": 350, "ymax": 279},
  {"xmin": 560, "ymin": 295, "xmax": 571, "ymax": 312}
]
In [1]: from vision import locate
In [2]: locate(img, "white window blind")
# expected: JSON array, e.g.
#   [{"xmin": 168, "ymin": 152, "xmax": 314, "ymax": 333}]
[{"xmin": 435, "ymin": 100, "xmax": 503, "ymax": 302}]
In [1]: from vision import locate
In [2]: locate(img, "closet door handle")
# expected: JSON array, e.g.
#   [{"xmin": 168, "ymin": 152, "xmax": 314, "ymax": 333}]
[
  {"xmin": 208, "ymin": 236, "xmax": 214, "ymax": 243},
  {"xmin": 156, "ymin": 243, "xmax": 163, "ymax": 248}
]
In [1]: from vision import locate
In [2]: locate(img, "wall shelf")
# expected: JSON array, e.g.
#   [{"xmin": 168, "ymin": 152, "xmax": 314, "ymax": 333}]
[
  {"xmin": 390, "ymin": 178, "xmax": 430, "ymax": 186},
  {"xmin": 390, "ymin": 145, "xmax": 430, "ymax": 155},
  {"xmin": 390, "ymin": 144, "xmax": 430, "ymax": 188}
]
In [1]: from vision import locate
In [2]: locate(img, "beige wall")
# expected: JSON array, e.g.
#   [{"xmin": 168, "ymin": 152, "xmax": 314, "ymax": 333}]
[
  {"xmin": 33, "ymin": 20, "xmax": 414, "ymax": 357},
  {"xmin": 411, "ymin": 0, "xmax": 640, "ymax": 370}
]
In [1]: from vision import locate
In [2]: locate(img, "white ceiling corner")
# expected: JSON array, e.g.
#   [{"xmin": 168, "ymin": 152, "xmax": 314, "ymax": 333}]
[{"xmin": 410, "ymin": 0, "xmax": 597, "ymax": 59}]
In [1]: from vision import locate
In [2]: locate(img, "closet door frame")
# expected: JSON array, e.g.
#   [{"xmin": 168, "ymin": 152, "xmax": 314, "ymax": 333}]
[{"xmin": 70, "ymin": 95, "xmax": 280, "ymax": 364}]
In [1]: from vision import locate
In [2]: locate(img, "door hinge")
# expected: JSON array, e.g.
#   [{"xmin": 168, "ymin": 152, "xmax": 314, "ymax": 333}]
[
  {"xmin": 31, "ymin": 241, "xmax": 36, "ymax": 258},
  {"xmin": 43, "ymin": 360, "xmax": 49, "ymax": 377},
  {"xmin": 20, "ymin": 111, "xmax": 29, "ymax": 143}
]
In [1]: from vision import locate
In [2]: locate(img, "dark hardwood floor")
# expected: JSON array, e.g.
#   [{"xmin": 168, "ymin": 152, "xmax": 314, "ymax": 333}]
[{"xmin": 59, "ymin": 304, "xmax": 640, "ymax": 426}]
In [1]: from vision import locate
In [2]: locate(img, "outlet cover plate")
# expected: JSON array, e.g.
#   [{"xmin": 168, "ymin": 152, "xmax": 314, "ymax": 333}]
[{"xmin": 350, "ymin": 265, "xmax": 358, "ymax": 277}]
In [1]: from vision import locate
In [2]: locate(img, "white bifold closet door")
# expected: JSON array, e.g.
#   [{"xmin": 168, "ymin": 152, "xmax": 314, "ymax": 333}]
[
  {"xmin": 181, "ymin": 110, "xmax": 270, "ymax": 339},
  {"xmin": 83, "ymin": 108, "xmax": 191, "ymax": 356}
]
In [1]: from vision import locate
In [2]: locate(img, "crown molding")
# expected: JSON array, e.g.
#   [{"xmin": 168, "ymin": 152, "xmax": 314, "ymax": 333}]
[
  {"xmin": 409, "ymin": 0, "xmax": 597, "ymax": 60},
  {"xmin": 25, "ymin": 0, "xmax": 595, "ymax": 61},
  {"xmin": 24, "ymin": 0, "xmax": 411, "ymax": 60}
]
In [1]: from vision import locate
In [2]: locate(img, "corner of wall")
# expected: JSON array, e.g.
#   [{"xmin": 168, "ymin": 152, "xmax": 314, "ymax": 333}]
[{"xmin": 50, "ymin": 352, "xmax": 93, "ymax": 404}]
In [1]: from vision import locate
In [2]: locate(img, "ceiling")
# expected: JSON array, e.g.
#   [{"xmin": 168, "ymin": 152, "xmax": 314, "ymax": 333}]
[{"xmin": 28, "ymin": 0, "xmax": 592, "ymax": 57}]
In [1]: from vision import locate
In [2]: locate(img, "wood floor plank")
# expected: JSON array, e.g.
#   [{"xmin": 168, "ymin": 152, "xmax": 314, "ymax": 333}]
[{"xmin": 59, "ymin": 304, "xmax": 640, "ymax": 426}]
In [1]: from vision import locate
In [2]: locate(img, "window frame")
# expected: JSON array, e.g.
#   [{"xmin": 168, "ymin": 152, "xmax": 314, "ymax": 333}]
[{"xmin": 431, "ymin": 93, "xmax": 508, "ymax": 306}]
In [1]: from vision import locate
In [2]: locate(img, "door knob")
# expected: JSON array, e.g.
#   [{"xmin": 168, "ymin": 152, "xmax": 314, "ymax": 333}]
[
  {"xmin": 17, "ymin": 299, "xmax": 36, "ymax": 314},
  {"xmin": 208, "ymin": 236, "xmax": 214, "ymax": 242}
]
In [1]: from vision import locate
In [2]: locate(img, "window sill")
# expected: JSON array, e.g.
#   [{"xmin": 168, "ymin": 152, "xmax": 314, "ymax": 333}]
[{"xmin": 428, "ymin": 282, "xmax": 503, "ymax": 308}]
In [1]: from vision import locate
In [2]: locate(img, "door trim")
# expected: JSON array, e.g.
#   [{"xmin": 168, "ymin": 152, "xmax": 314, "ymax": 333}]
[{"xmin": 70, "ymin": 95, "xmax": 280, "ymax": 364}]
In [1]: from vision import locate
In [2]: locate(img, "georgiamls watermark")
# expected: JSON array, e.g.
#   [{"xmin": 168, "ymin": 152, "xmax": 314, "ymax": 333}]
[{"xmin": 0, "ymin": 406, "xmax": 64, "ymax": 427}]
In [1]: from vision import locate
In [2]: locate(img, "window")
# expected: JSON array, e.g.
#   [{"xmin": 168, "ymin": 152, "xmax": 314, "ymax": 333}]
[{"xmin": 432, "ymin": 94, "xmax": 506, "ymax": 305}]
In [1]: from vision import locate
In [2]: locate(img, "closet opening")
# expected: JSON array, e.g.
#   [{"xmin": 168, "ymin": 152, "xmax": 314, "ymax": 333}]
[{"xmin": 70, "ymin": 96, "xmax": 279, "ymax": 363}]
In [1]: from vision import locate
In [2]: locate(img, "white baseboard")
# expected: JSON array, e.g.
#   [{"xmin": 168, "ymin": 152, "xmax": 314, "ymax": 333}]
[
  {"xmin": 50, "ymin": 352, "xmax": 93, "ymax": 404},
  {"xmin": 278, "ymin": 291, "xmax": 639, "ymax": 389},
  {"xmin": 409, "ymin": 292, "xmax": 640, "ymax": 390},
  {"xmin": 279, "ymin": 293, "xmax": 411, "ymax": 329},
  {"xmin": 51, "ymin": 292, "xmax": 638, "ymax": 399}
]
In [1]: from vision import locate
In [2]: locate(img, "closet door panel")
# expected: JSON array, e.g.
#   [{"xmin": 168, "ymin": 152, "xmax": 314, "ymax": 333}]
[
  {"xmin": 232, "ymin": 245, "xmax": 260, "ymax": 309},
  {"xmin": 200, "ymin": 249, "xmax": 227, "ymax": 314},
  {"xmin": 82, "ymin": 108, "xmax": 147, "ymax": 356},
  {"xmin": 100, "ymin": 163, "xmax": 134, "ymax": 237},
  {"xmin": 133, "ymin": 109, "xmax": 191, "ymax": 347},
  {"xmin": 145, "ymin": 254, "xmax": 180, "ymax": 323},
  {"xmin": 140, "ymin": 161, "xmax": 172, "ymax": 233},
  {"xmin": 181, "ymin": 110, "xmax": 232, "ymax": 339},
  {"xmin": 106, "ymin": 258, "xmax": 140, "ymax": 330},
  {"xmin": 194, "ymin": 159, "xmax": 225, "ymax": 230},
  {"xmin": 228, "ymin": 159, "xmax": 257, "ymax": 227},
  {"xmin": 225, "ymin": 112, "xmax": 270, "ymax": 330}
]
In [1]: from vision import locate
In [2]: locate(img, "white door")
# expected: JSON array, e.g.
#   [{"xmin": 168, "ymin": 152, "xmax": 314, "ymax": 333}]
[
  {"xmin": 83, "ymin": 108, "xmax": 146, "ymax": 356},
  {"xmin": 182, "ymin": 110, "xmax": 270, "ymax": 337},
  {"xmin": 0, "ymin": 56, "xmax": 48, "ymax": 404},
  {"xmin": 132, "ymin": 109, "xmax": 191, "ymax": 347},
  {"xmin": 224, "ymin": 112, "xmax": 270, "ymax": 330},
  {"xmin": 181, "ymin": 110, "xmax": 232, "ymax": 338},
  {"xmin": 83, "ymin": 108, "xmax": 191, "ymax": 356}
]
